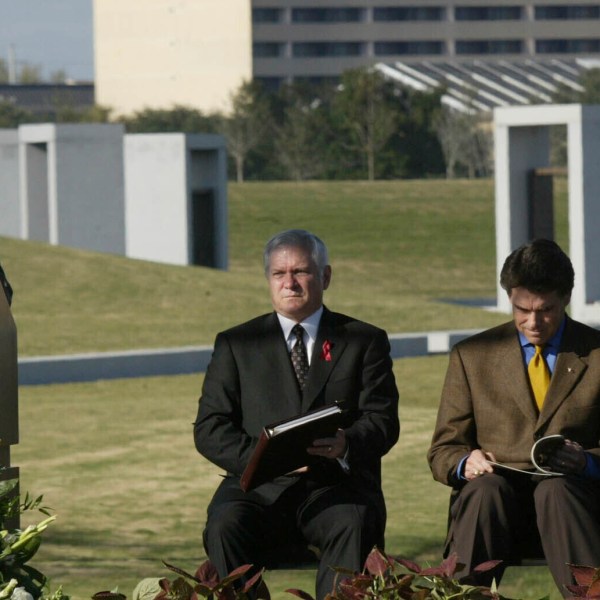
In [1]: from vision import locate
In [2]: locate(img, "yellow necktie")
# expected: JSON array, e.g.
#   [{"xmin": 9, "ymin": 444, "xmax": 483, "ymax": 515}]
[{"xmin": 529, "ymin": 345, "xmax": 550, "ymax": 411}]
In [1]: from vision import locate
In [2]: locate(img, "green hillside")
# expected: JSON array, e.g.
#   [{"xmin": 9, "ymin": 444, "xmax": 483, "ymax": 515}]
[
  {"xmin": 2, "ymin": 178, "xmax": 566, "ymax": 357},
  {"xmin": 7, "ymin": 179, "xmax": 568, "ymax": 600}
]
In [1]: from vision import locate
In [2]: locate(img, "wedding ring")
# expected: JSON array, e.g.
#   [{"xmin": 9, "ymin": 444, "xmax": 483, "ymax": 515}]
[{"xmin": 474, "ymin": 470, "xmax": 481, "ymax": 476}]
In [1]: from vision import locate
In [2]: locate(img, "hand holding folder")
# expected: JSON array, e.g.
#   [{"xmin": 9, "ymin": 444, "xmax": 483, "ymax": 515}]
[{"xmin": 240, "ymin": 403, "xmax": 344, "ymax": 492}]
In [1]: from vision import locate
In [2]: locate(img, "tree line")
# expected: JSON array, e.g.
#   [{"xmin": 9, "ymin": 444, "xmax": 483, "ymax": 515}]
[
  {"xmin": 0, "ymin": 56, "xmax": 67, "ymax": 84},
  {"xmin": 1, "ymin": 66, "xmax": 599, "ymax": 181}
]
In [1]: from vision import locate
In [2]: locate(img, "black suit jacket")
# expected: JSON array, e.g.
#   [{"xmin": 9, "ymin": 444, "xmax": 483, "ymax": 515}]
[{"xmin": 194, "ymin": 307, "xmax": 400, "ymax": 510}]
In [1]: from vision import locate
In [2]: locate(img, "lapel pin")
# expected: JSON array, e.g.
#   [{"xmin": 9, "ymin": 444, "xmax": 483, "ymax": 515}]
[{"xmin": 567, "ymin": 367, "xmax": 574, "ymax": 373}]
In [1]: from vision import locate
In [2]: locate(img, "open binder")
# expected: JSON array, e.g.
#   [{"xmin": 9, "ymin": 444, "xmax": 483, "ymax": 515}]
[{"xmin": 240, "ymin": 403, "xmax": 344, "ymax": 492}]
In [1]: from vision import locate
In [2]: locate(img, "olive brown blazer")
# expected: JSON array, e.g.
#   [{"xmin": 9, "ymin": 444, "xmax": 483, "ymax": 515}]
[{"xmin": 428, "ymin": 316, "xmax": 600, "ymax": 487}]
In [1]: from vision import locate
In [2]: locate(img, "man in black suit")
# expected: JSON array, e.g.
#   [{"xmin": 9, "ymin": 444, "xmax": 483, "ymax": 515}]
[{"xmin": 194, "ymin": 229, "xmax": 399, "ymax": 599}]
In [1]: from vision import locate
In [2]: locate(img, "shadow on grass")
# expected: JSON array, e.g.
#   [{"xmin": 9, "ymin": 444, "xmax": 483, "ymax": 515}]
[{"xmin": 40, "ymin": 526, "xmax": 206, "ymax": 575}]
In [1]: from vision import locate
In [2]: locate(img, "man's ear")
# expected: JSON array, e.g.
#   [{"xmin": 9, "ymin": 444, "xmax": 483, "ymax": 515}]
[{"xmin": 322, "ymin": 265, "xmax": 332, "ymax": 290}]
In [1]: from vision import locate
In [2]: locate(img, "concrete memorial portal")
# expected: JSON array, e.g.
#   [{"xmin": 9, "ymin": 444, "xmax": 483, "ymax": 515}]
[{"xmin": 494, "ymin": 104, "xmax": 600, "ymax": 325}]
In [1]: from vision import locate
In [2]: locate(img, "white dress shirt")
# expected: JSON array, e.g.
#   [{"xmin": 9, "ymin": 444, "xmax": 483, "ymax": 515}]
[{"xmin": 277, "ymin": 306, "xmax": 323, "ymax": 364}]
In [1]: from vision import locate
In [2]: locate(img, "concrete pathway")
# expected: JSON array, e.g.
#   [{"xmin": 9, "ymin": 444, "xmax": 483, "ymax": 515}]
[{"xmin": 18, "ymin": 329, "xmax": 482, "ymax": 386}]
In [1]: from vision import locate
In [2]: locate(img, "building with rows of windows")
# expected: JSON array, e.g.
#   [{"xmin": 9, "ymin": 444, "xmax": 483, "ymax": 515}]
[
  {"xmin": 252, "ymin": 1, "xmax": 600, "ymax": 88},
  {"xmin": 92, "ymin": 1, "xmax": 600, "ymax": 115}
]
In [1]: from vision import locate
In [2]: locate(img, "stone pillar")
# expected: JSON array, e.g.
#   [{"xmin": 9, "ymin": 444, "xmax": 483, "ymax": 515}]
[
  {"xmin": 494, "ymin": 104, "xmax": 600, "ymax": 324},
  {"xmin": 0, "ymin": 269, "xmax": 19, "ymax": 529},
  {"xmin": 124, "ymin": 133, "xmax": 228, "ymax": 269}
]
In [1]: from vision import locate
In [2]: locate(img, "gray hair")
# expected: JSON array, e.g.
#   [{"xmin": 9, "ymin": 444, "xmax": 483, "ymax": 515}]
[{"xmin": 263, "ymin": 229, "xmax": 329, "ymax": 276}]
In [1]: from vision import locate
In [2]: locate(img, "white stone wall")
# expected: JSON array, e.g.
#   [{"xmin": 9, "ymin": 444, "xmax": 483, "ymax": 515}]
[
  {"xmin": 19, "ymin": 123, "xmax": 126, "ymax": 255},
  {"xmin": 94, "ymin": 0, "xmax": 252, "ymax": 116},
  {"xmin": 124, "ymin": 133, "xmax": 228, "ymax": 269},
  {"xmin": 0, "ymin": 130, "xmax": 21, "ymax": 239},
  {"xmin": 494, "ymin": 104, "xmax": 600, "ymax": 325}
]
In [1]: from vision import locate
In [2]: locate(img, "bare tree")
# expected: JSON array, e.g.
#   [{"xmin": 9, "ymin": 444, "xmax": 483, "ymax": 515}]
[
  {"xmin": 222, "ymin": 81, "xmax": 271, "ymax": 183},
  {"xmin": 433, "ymin": 106, "xmax": 469, "ymax": 179},
  {"xmin": 434, "ymin": 104, "xmax": 492, "ymax": 179}
]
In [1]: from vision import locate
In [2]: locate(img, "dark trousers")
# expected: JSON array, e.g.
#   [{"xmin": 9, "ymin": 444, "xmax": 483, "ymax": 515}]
[
  {"xmin": 203, "ymin": 478, "xmax": 385, "ymax": 600},
  {"xmin": 447, "ymin": 473, "xmax": 600, "ymax": 595}
]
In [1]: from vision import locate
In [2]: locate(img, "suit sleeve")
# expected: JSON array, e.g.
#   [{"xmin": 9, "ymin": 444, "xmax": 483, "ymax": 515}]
[
  {"xmin": 343, "ymin": 328, "xmax": 400, "ymax": 468},
  {"xmin": 427, "ymin": 345, "xmax": 477, "ymax": 487},
  {"xmin": 193, "ymin": 332, "xmax": 254, "ymax": 476}
]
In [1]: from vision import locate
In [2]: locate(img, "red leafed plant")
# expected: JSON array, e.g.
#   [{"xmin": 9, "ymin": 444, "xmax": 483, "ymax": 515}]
[
  {"xmin": 286, "ymin": 547, "xmax": 508, "ymax": 600},
  {"xmin": 565, "ymin": 564, "xmax": 600, "ymax": 599},
  {"xmin": 153, "ymin": 559, "xmax": 270, "ymax": 600}
]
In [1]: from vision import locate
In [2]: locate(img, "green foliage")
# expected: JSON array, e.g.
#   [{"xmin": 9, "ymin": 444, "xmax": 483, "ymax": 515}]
[
  {"xmin": 0, "ymin": 480, "xmax": 19, "ymax": 529},
  {"xmin": 137, "ymin": 560, "xmax": 270, "ymax": 600},
  {"xmin": 553, "ymin": 68, "xmax": 600, "ymax": 104},
  {"xmin": 222, "ymin": 81, "xmax": 272, "ymax": 182},
  {"xmin": 18, "ymin": 65, "xmax": 43, "ymax": 85},
  {"xmin": 272, "ymin": 84, "xmax": 331, "ymax": 181},
  {"xmin": 0, "ymin": 59, "xmax": 8, "ymax": 84},
  {"xmin": 0, "ymin": 101, "xmax": 36, "ymax": 128},
  {"xmin": 109, "ymin": 71, "xmax": 446, "ymax": 181},
  {"xmin": 0, "ymin": 480, "xmax": 57, "ymax": 599},
  {"xmin": 3, "ymin": 178, "xmax": 569, "ymax": 599},
  {"xmin": 121, "ymin": 105, "xmax": 220, "ymax": 134},
  {"xmin": 55, "ymin": 104, "xmax": 113, "ymax": 124},
  {"xmin": 49, "ymin": 71, "xmax": 68, "ymax": 85},
  {"xmin": 249, "ymin": 75, "xmax": 445, "ymax": 180},
  {"xmin": 0, "ymin": 512, "xmax": 56, "ymax": 597},
  {"xmin": 1, "ymin": 179, "xmax": 513, "ymax": 356},
  {"xmin": 285, "ymin": 548, "xmax": 514, "ymax": 600},
  {"xmin": 128, "ymin": 553, "xmax": 517, "ymax": 600},
  {"xmin": 331, "ymin": 68, "xmax": 399, "ymax": 181},
  {"xmin": 385, "ymin": 86, "xmax": 445, "ymax": 179}
]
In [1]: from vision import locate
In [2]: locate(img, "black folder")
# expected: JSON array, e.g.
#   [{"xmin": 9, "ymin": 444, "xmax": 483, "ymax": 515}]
[{"xmin": 240, "ymin": 403, "xmax": 344, "ymax": 492}]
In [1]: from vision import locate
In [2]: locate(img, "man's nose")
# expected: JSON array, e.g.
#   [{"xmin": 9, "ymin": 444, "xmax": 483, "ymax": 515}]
[{"xmin": 283, "ymin": 273, "xmax": 297, "ymax": 287}]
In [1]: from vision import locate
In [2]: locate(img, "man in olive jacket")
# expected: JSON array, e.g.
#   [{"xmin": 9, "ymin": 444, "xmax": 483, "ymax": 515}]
[{"xmin": 428, "ymin": 239, "xmax": 600, "ymax": 595}]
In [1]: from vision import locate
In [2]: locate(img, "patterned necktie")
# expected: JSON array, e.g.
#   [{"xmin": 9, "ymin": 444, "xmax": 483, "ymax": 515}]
[
  {"xmin": 529, "ymin": 344, "xmax": 550, "ymax": 411},
  {"xmin": 290, "ymin": 324, "xmax": 309, "ymax": 391}
]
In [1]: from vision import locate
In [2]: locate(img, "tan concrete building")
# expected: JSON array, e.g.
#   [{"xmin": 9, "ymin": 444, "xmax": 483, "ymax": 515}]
[
  {"xmin": 93, "ymin": 0, "xmax": 252, "ymax": 116},
  {"xmin": 94, "ymin": 0, "xmax": 600, "ymax": 115}
]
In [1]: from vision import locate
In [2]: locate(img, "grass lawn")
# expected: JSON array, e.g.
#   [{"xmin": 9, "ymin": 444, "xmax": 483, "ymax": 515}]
[
  {"xmin": 14, "ymin": 358, "xmax": 560, "ymax": 600},
  {"xmin": 5, "ymin": 178, "xmax": 569, "ymax": 599},
  {"xmin": 0, "ymin": 178, "xmax": 543, "ymax": 356}
]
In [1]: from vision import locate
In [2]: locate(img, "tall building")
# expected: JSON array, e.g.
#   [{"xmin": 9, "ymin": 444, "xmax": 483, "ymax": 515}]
[
  {"xmin": 92, "ymin": 1, "xmax": 600, "ymax": 115},
  {"xmin": 94, "ymin": 0, "xmax": 252, "ymax": 115},
  {"xmin": 252, "ymin": 1, "xmax": 600, "ymax": 88}
]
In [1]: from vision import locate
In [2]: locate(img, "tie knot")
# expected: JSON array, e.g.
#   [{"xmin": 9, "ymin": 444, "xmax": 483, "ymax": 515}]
[
  {"xmin": 292, "ymin": 324, "xmax": 304, "ymax": 341},
  {"xmin": 534, "ymin": 344, "xmax": 545, "ymax": 356}
]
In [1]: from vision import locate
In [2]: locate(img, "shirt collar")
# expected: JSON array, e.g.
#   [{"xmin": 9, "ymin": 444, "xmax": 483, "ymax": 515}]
[
  {"xmin": 277, "ymin": 306, "xmax": 324, "ymax": 342},
  {"xmin": 518, "ymin": 316, "xmax": 566, "ymax": 351}
]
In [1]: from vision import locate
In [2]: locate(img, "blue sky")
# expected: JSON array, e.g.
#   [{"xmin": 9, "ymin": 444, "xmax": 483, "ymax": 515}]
[{"xmin": 0, "ymin": 0, "xmax": 94, "ymax": 81}]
